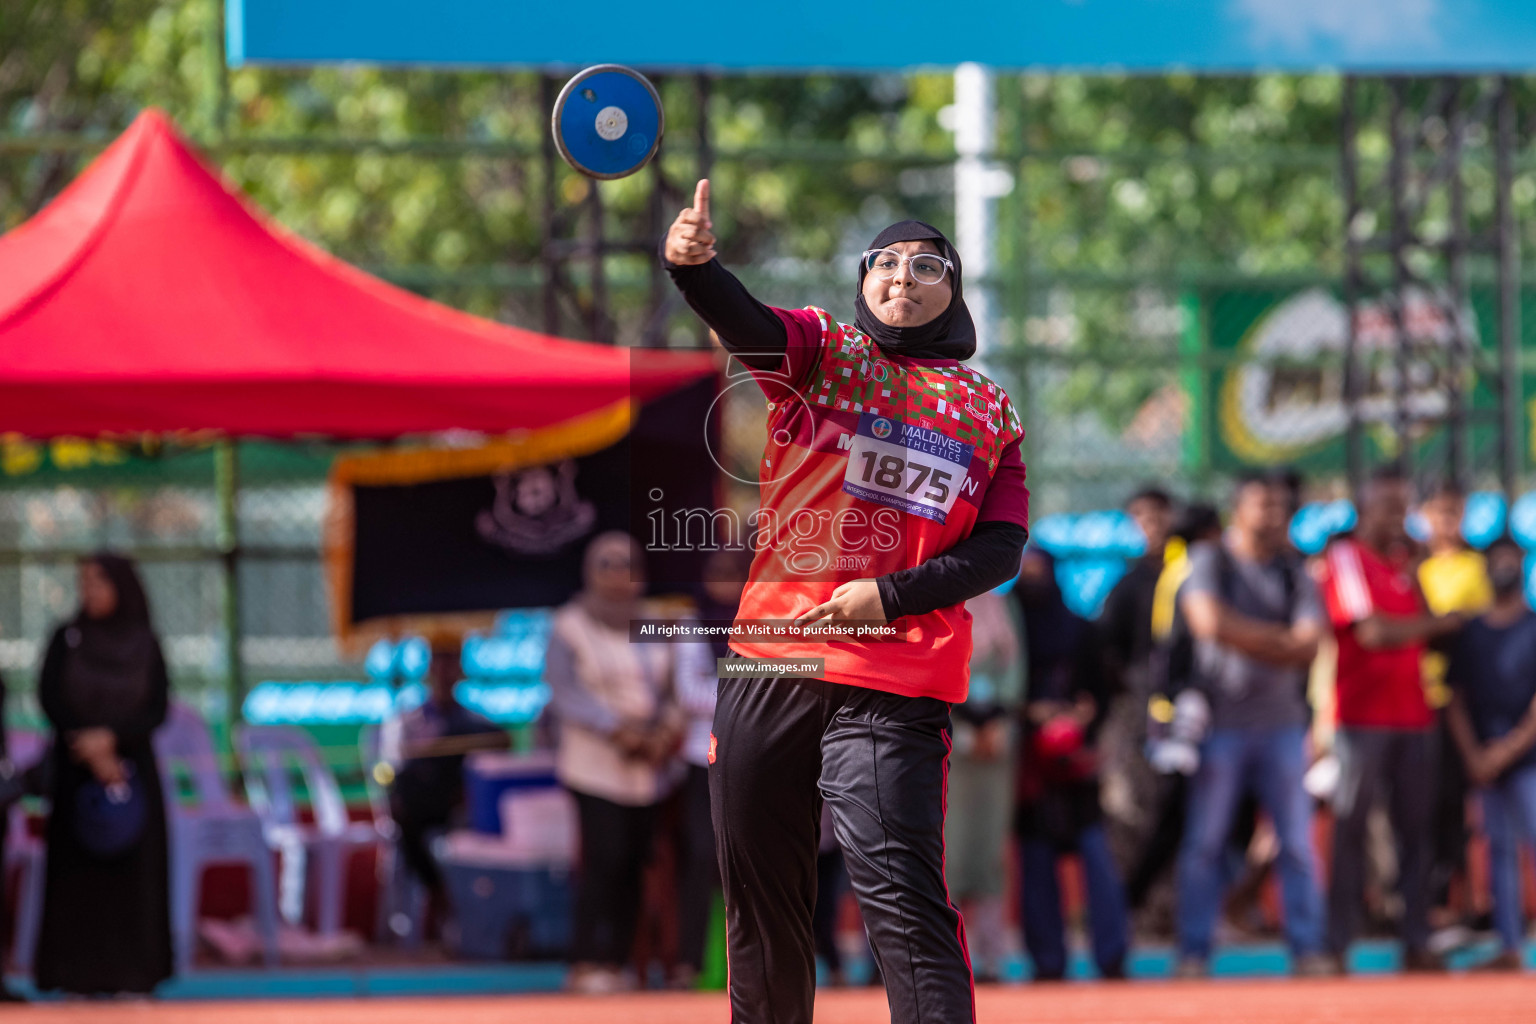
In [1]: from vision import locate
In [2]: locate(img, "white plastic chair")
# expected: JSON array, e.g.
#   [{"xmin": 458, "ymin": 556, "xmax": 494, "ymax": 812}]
[
  {"xmin": 153, "ymin": 703, "xmax": 280, "ymax": 972},
  {"xmin": 234, "ymin": 724, "xmax": 376, "ymax": 936},
  {"xmin": 359, "ymin": 724, "xmax": 427, "ymax": 947},
  {"xmin": 5, "ymin": 729, "xmax": 47, "ymax": 972}
]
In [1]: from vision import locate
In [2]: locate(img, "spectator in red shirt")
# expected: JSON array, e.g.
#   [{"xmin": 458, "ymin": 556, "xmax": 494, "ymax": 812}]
[{"xmin": 1318, "ymin": 467, "xmax": 1462, "ymax": 971}]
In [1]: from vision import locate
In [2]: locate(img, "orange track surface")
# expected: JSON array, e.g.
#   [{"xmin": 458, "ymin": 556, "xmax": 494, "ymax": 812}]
[{"xmin": 19, "ymin": 977, "xmax": 1534, "ymax": 1024}]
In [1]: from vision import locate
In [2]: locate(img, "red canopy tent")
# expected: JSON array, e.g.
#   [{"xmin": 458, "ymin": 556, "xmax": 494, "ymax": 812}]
[{"xmin": 0, "ymin": 109, "xmax": 712, "ymax": 439}]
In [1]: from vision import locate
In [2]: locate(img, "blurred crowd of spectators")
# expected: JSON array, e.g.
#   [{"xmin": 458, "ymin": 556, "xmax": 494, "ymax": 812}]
[
  {"xmin": 534, "ymin": 466, "xmax": 1536, "ymax": 990},
  {"xmin": 1099, "ymin": 470, "xmax": 1536, "ymax": 977},
  {"xmin": 8, "ymin": 467, "xmax": 1536, "ymax": 1001}
]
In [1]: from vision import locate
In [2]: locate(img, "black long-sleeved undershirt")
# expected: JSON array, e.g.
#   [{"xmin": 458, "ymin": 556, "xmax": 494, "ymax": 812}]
[
  {"xmin": 874, "ymin": 520, "xmax": 1027, "ymax": 620},
  {"xmin": 665, "ymin": 254, "xmax": 1027, "ymax": 623},
  {"xmin": 664, "ymin": 255, "xmax": 788, "ymax": 371}
]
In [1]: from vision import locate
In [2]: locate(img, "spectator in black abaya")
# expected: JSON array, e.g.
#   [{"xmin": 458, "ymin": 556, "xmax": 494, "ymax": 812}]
[
  {"xmin": 1013, "ymin": 548, "xmax": 1129, "ymax": 980},
  {"xmin": 35, "ymin": 553, "xmax": 172, "ymax": 995},
  {"xmin": 0, "ymin": 668, "xmax": 21, "ymax": 1002}
]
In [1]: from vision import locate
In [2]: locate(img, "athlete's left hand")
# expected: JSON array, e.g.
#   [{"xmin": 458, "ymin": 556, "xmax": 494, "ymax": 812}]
[{"xmin": 793, "ymin": 579, "xmax": 888, "ymax": 630}]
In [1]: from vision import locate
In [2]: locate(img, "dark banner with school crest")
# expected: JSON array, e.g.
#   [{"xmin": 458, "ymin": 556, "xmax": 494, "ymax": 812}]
[{"xmin": 328, "ymin": 375, "xmax": 721, "ymax": 634}]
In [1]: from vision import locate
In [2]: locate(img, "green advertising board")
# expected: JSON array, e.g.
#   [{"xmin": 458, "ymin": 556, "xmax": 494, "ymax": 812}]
[
  {"xmin": 1201, "ymin": 286, "xmax": 1536, "ymax": 477},
  {"xmin": 0, "ymin": 436, "xmax": 343, "ymax": 489}
]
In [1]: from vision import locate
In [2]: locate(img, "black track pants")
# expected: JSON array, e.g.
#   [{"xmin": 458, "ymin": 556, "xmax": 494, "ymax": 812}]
[
  {"xmin": 709, "ymin": 674, "xmax": 974, "ymax": 1024},
  {"xmin": 570, "ymin": 790, "xmax": 657, "ymax": 967}
]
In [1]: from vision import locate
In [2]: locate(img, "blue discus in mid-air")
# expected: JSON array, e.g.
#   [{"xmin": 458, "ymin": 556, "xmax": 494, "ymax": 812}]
[{"xmin": 552, "ymin": 65, "xmax": 664, "ymax": 180}]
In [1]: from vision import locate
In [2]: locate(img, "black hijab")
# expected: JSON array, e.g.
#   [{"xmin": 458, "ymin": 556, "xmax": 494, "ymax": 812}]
[
  {"xmin": 854, "ymin": 219, "xmax": 977, "ymax": 361},
  {"xmin": 61, "ymin": 552, "xmax": 157, "ymax": 721}
]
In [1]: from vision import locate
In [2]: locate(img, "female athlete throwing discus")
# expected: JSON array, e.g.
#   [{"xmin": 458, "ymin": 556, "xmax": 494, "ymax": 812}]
[{"xmin": 664, "ymin": 180, "xmax": 1029, "ymax": 1024}]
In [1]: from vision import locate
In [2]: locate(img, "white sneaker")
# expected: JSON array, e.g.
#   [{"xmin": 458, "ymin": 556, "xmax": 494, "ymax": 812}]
[{"xmin": 572, "ymin": 967, "xmax": 628, "ymax": 995}]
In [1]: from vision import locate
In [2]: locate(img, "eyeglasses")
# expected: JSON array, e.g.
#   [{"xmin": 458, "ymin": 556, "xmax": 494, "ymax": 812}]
[{"xmin": 862, "ymin": 248, "xmax": 954, "ymax": 286}]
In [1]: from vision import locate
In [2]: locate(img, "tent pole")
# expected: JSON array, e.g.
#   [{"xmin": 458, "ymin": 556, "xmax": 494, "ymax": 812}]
[{"xmin": 216, "ymin": 439, "xmax": 243, "ymax": 725}]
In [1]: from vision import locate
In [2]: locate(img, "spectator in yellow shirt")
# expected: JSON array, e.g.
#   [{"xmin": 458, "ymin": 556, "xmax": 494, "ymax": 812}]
[
  {"xmin": 1415, "ymin": 481, "xmax": 1489, "ymax": 950},
  {"xmin": 1419, "ymin": 482, "xmax": 1492, "ymax": 705}
]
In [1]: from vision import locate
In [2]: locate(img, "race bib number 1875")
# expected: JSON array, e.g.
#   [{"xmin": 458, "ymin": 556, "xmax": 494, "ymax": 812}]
[{"xmin": 842, "ymin": 412, "xmax": 975, "ymax": 524}]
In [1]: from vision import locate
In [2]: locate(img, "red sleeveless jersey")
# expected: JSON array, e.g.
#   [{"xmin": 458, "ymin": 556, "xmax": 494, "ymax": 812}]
[{"xmin": 729, "ymin": 306, "xmax": 1029, "ymax": 702}]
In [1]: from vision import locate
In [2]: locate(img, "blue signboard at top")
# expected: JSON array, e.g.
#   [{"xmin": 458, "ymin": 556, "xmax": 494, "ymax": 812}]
[{"xmin": 228, "ymin": 0, "xmax": 1536, "ymax": 72}]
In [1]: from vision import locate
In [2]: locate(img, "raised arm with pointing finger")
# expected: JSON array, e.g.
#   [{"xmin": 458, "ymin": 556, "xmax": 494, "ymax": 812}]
[{"xmin": 662, "ymin": 179, "xmax": 790, "ymax": 371}]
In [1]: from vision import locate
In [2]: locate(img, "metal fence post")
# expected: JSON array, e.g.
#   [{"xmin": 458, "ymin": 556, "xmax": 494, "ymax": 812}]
[
  {"xmin": 954, "ymin": 62, "xmax": 997, "ymax": 370},
  {"xmin": 1179, "ymin": 288, "xmax": 1211, "ymax": 490},
  {"xmin": 216, "ymin": 439, "xmax": 242, "ymax": 722},
  {"xmin": 1496, "ymin": 78, "xmax": 1523, "ymax": 501}
]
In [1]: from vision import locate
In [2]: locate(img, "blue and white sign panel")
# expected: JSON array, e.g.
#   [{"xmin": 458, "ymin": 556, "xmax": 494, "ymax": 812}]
[
  {"xmin": 1030, "ymin": 510, "xmax": 1146, "ymax": 560},
  {"xmin": 229, "ymin": 0, "xmax": 1536, "ymax": 71},
  {"xmin": 243, "ymin": 679, "xmax": 551, "ymax": 726}
]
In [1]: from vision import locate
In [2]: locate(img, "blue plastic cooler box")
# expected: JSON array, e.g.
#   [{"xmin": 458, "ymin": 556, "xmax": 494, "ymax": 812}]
[
  {"xmin": 463, "ymin": 750, "xmax": 559, "ymax": 834},
  {"xmin": 440, "ymin": 857, "xmax": 573, "ymax": 960}
]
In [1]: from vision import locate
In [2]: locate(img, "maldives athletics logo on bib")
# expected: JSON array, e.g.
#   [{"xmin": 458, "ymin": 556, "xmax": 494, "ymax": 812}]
[{"xmin": 842, "ymin": 411, "xmax": 975, "ymax": 524}]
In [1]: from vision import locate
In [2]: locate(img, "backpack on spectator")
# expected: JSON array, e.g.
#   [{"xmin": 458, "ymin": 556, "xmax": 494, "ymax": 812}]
[{"xmin": 1144, "ymin": 544, "xmax": 1301, "ymax": 773}]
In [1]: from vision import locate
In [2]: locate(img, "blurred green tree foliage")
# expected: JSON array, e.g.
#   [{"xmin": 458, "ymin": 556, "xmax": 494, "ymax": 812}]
[
  {"xmin": 7, "ymin": 1, "xmax": 1535, "ymax": 434},
  {"xmin": 0, "ymin": 2, "xmax": 1349, "ymax": 281},
  {"xmin": 1, "ymin": 0, "xmax": 953, "ymax": 325}
]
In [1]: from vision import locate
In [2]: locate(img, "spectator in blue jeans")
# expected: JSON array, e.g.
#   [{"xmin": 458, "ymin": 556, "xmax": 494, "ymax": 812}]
[
  {"xmin": 1446, "ymin": 535, "xmax": 1536, "ymax": 972},
  {"xmin": 1013, "ymin": 548, "xmax": 1128, "ymax": 980},
  {"xmin": 1175, "ymin": 472, "xmax": 1332, "ymax": 977}
]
